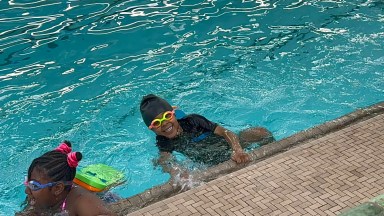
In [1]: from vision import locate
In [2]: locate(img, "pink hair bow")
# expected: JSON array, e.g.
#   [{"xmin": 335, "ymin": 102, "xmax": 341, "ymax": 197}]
[
  {"xmin": 67, "ymin": 152, "xmax": 79, "ymax": 168},
  {"xmin": 55, "ymin": 142, "xmax": 78, "ymax": 168},
  {"xmin": 55, "ymin": 143, "xmax": 72, "ymax": 154}
]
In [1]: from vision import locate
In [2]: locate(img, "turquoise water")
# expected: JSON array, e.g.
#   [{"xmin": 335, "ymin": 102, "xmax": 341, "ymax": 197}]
[{"xmin": 0, "ymin": 0, "xmax": 383, "ymax": 214}]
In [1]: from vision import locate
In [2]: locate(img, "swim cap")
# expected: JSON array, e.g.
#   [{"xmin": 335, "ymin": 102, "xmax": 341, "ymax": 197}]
[{"xmin": 140, "ymin": 94, "xmax": 173, "ymax": 127}]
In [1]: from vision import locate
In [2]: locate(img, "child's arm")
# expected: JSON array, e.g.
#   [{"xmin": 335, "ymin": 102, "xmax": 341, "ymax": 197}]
[
  {"xmin": 157, "ymin": 152, "xmax": 175, "ymax": 174},
  {"xmin": 214, "ymin": 125, "xmax": 251, "ymax": 164},
  {"xmin": 156, "ymin": 152, "xmax": 188, "ymax": 180}
]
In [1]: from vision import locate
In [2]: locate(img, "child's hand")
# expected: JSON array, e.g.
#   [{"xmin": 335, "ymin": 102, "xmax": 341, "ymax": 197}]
[{"xmin": 231, "ymin": 150, "xmax": 251, "ymax": 164}]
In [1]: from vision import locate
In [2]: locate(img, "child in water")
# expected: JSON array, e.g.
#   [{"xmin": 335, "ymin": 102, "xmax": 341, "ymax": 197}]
[
  {"xmin": 140, "ymin": 94, "xmax": 275, "ymax": 176},
  {"xmin": 20, "ymin": 141, "xmax": 115, "ymax": 216}
]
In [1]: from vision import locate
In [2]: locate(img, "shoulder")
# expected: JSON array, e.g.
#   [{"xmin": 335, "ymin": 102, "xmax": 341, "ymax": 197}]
[
  {"xmin": 184, "ymin": 113, "xmax": 205, "ymax": 118},
  {"xmin": 184, "ymin": 114, "xmax": 217, "ymax": 125},
  {"xmin": 68, "ymin": 186, "xmax": 99, "ymax": 206},
  {"xmin": 181, "ymin": 114, "xmax": 218, "ymax": 131},
  {"xmin": 69, "ymin": 187, "xmax": 114, "ymax": 215},
  {"xmin": 182, "ymin": 114, "xmax": 210, "ymax": 123}
]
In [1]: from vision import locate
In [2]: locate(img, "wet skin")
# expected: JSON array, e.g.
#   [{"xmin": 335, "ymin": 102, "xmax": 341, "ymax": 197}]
[
  {"xmin": 24, "ymin": 168, "xmax": 67, "ymax": 213},
  {"xmin": 150, "ymin": 111, "xmax": 251, "ymax": 163},
  {"xmin": 24, "ymin": 168, "xmax": 116, "ymax": 216},
  {"xmin": 151, "ymin": 111, "xmax": 275, "ymax": 165}
]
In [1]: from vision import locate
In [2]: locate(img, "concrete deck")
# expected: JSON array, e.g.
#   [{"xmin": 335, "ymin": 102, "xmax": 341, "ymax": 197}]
[{"xmin": 123, "ymin": 111, "xmax": 384, "ymax": 216}]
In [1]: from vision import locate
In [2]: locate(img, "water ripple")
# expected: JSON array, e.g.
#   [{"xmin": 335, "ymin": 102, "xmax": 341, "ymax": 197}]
[{"xmin": 0, "ymin": 0, "xmax": 383, "ymax": 214}]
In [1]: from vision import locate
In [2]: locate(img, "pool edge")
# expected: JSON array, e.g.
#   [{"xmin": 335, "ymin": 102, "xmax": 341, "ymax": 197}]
[{"xmin": 108, "ymin": 101, "xmax": 384, "ymax": 215}]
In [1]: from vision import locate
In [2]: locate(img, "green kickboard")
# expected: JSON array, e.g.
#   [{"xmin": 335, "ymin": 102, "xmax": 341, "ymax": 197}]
[
  {"xmin": 371, "ymin": 194, "xmax": 384, "ymax": 208},
  {"xmin": 340, "ymin": 194, "xmax": 384, "ymax": 216},
  {"xmin": 75, "ymin": 164, "xmax": 124, "ymax": 190},
  {"xmin": 339, "ymin": 202, "xmax": 384, "ymax": 216}
]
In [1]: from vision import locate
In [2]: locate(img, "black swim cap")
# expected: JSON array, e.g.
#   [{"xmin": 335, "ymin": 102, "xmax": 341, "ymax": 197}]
[{"xmin": 140, "ymin": 94, "xmax": 173, "ymax": 127}]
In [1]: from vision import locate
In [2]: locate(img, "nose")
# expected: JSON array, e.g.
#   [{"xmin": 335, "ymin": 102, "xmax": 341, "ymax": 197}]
[
  {"xmin": 160, "ymin": 120, "xmax": 173, "ymax": 129},
  {"xmin": 25, "ymin": 185, "xmax": 32, "ymax": 195}
]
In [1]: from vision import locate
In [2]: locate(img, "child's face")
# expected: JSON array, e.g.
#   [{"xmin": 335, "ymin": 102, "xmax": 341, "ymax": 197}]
[
  {"xmin": 24, "ymin": 168, "xmax": 58, "ymax": 211},
  {"xmin": 150, "ymin": 111, "xmax": 180, "ymax": 139}
]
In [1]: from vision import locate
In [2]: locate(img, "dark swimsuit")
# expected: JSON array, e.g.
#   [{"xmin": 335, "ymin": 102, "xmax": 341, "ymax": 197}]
[{"xmin": 156, "ymin": 114, "xmax": 232, "ymax": 165}]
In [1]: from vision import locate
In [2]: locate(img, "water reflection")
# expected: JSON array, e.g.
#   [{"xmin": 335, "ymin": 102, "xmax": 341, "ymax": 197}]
[{"xmin": 0, "ymin": 0, "xmax": 383, "ymax": 214}]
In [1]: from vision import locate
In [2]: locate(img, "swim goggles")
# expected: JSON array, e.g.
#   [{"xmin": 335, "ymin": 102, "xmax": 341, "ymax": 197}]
[
  {"xmin": 24, "ymin": 177, "xmax": 73, "ymax": 191},
  {"xmin": 149, "ymin": 110, "xmax": 175, "ymax": 129}
]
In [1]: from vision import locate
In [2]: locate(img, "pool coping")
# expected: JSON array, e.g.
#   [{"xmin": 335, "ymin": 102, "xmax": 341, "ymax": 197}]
[{"xmin": 108, "ymin": 101, "xmax": 384, "ymax": 215}]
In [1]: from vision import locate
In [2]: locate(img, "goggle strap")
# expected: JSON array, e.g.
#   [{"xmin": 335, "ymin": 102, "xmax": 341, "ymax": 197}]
[{"xmin": 25, "ymin": 180, "xmax": 73, "ymax": 190}]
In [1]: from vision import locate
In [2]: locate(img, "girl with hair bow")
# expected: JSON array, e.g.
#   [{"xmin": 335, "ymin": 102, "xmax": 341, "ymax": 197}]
[{"xmin": 20, "ymin": 140, "xmax": 116, "ymax": 216}]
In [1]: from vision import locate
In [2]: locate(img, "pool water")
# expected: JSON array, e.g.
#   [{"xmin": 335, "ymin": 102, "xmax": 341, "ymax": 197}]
[{"xmin": 0, "ymin": 0, "xmax": 383, "ymax": 214}]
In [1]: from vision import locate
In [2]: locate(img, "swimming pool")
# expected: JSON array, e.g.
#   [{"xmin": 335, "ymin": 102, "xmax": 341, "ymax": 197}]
[{"xmin": 0, "ymin": 0, "xmax": 383, "ymax": 214}]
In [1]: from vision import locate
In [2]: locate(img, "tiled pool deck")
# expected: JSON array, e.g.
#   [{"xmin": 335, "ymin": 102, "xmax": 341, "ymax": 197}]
[{"xmin": 110, "ymin": 102, "xmax": 384, "ymax": 215}]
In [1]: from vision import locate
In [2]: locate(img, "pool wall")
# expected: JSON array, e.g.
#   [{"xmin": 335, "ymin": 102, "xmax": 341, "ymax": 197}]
[{"xmin": 108, "ymin": 101, "xmax": 384, "ymax": 215}]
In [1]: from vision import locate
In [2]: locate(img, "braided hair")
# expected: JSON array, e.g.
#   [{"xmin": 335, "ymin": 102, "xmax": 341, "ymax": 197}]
[{"xmin": 27, "ymin": 140, "xmax": 82, "ymax": 190}]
